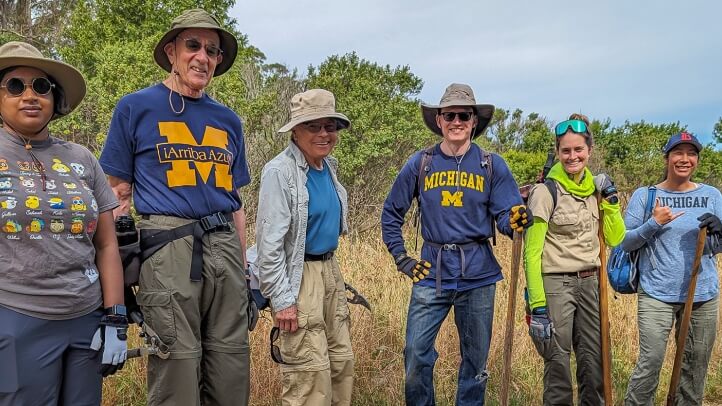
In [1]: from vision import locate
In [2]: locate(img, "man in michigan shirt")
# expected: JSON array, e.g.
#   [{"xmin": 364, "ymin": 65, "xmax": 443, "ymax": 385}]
[{"xmin": 99, "ymin": 9, "xmax": 251, "ymax": 406}]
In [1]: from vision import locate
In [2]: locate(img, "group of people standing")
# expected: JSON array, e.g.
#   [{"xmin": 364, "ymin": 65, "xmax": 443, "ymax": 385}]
[{"xmin": 0, "ymin": 7, "xmax": 719, "ymax": 406}]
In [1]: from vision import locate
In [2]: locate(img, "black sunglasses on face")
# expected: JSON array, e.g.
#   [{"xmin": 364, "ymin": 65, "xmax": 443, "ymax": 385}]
[
  {"xmin": 440, "ymin": 111, "xmax": 474, "ymax": 122},
  {"xmin": 178, "ymin": 37, "xmax": 223, "ymax": 58},
  {"xmin": 0, "ymin": 77, "xmax": 55, "ymax": 97},
  {"xmin": 270, "ymin": 326, "xmax": 304, "ymax": 365},
  {"xmin": 302, "ymin": 122, "xmax": 338, "ymax": 134}
]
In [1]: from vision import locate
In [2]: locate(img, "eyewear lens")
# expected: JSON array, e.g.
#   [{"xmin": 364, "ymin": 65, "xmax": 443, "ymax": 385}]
[
  {"xmin": 2, "ymin": 77, "xmax": 54, "ymax": 96},
  {"xmin": 182, "ymin": 38, "xmax": 222, "ymax": 58},
  {"xmin": 303, "ymin": 122, "xmax": 338, "ymax": 134},
  {"xmin": 270, "ymin": 326, "xmax": 304, "ymax": 365},
  {"xmin": 554, "ymin": 119, "xmax": 588, "ymax": 137},
  {"xmin": 441, "ymin": 112, "xmax": 473, "ymax": 122}
]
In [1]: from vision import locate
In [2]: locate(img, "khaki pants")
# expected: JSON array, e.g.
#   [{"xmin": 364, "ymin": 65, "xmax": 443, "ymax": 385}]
[
  {"xmin": 276, "ymin": 258, "xmax": 354, "ymax": 406},
  {"xmin": 136, "ymin": 215, "xmax": 249, "ymax": 406}
]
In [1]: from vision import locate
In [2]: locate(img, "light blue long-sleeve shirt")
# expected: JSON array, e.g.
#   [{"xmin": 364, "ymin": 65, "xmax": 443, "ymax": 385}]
[{"xmin": 621, "ymin": 184, "xmax": 722, "ymax": 303}]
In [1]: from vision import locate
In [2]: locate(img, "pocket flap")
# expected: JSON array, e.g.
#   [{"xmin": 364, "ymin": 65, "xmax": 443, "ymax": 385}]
[{"xmin": 136, "ymin": 290, "xmax": 172, "ymax": 307}]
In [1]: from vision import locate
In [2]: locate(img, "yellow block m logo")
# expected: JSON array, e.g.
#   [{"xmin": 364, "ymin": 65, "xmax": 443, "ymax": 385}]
[
  {"xmin": 441, "ymin": 191, "xmax": 464, "ymax": 207},
  {"xmin": 156, "ymin": 122, "xmax": 233, "ymax": 191}
]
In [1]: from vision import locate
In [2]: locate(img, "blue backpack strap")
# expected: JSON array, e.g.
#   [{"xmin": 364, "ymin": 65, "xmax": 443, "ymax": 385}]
[{"xmin": 644, "ymin": 186, "xmax": 657, "ymax": 221}]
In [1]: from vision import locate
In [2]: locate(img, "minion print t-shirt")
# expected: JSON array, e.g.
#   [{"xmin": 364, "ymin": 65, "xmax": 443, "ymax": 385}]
[{"xmin": 0, "ymin": 129, "xmax": 118, "ymax": 320}]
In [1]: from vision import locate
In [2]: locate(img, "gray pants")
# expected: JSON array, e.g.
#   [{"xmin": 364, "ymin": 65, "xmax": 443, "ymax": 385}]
[
  {"xmin": 0, "ymin": 305, "xmax": 103, "ymax": 406},
  {"xmin": 534, "ymin": 273, "xmax": 604, "ymax": 406},
  {"xmin": 624, "ymin": 292, "xmax": 719, "ymax": 406}
]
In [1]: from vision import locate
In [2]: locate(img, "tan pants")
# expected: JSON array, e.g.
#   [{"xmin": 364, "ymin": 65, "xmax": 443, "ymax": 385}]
[
  {"xmin": 276, "ymin": 258, "xmax": 354, "ymax": 406},
  {"xmin": 136, "ymin": 215, "xmax": 250, "ymax": 406}
]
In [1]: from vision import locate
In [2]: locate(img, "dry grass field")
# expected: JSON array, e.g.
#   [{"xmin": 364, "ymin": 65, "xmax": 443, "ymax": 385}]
[{"xmin": 102, "ymin": 235, "xmax": 722, "ymax": 405}]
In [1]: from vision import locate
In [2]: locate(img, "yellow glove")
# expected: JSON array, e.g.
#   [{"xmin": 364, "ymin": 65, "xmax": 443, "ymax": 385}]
[{"xmin": 510, "ymin": 205, "xmax": 533, "ymax": 233}]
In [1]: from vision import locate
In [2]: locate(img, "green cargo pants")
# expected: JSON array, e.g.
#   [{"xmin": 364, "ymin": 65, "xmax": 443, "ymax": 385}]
[
  {"xmin": 136, "ymin": 215, "xmax": 250, "ymax": 406},
  {"xmin": 624, "ymin": 291, "xmax": 719, "ymax": 406}
]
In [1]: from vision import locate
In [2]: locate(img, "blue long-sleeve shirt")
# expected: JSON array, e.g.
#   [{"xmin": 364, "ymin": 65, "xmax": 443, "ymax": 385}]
[
  {"xmin": 381, "ymin": 143, "xmax": 523, "ymax": 291},
  {"xmin": 621, "ymin": 184, "xmax": 722, "ymax": 303}
]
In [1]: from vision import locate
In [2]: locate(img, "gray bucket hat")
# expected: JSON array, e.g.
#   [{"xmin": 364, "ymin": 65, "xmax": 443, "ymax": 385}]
[
  {"xmin": 278, "ymin": 89, "xmax": 351, "ymax": 133},
  {"xmin": 421, "ymin": 83, "xmax": 494, "ymax": 139},
  {"xmin": 0, "ymin": 41, "xmax": 86, "ymax": 119},
  {"xmin": 153, "ymin": 8, "xmax": 238, "ymax": 77}
]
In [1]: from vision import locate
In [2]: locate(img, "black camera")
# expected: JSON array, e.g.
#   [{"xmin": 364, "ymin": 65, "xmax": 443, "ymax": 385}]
[{"xmin": 115, "ymin": 215, "xmax": 138, "ymax": 246}]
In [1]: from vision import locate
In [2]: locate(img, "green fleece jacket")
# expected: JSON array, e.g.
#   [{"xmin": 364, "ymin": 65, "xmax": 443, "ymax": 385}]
[{"xmin": 523, "ymin": 163, "xmax": 626, "ymax": 310}]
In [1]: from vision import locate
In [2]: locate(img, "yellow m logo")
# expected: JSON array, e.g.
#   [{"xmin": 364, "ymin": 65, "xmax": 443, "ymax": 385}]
[
  {"xmin": 441, "ymin": 191, "xmax": 464, "ymax": 207},
  {"xmin": 156, "ymin": 122, "xmax": 233, "ymax": 191}
]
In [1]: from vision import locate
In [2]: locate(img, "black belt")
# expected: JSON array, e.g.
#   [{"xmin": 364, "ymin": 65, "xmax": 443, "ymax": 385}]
[
  {"xmin": 560, "ymin": 268, "xmax": 599, "ymax": 279},
  {"xmin": 304, "ymin": 251, "xmax": 334, "ymax": 261},
  {"xmin": 426, "ymin": 240, "xmax": 489, "ymax": 296},
  {"xmin": 139, "ymin": 212, "xmax": 234, "ymax": 282}
]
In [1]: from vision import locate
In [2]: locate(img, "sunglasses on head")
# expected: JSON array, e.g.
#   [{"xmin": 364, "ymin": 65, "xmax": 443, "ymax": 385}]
[
  {"xmin": 0, "ymin": 77, "xmax": 55, "ymax": 97},
  {"xmin": 178, "ymin": 37, "xmax": 223, "ymax": 58},
  {"xmin": 555, "ymin": 119, "xmax": 589, "ymax": 137},
  {"xmin": 302, "ymin": 121, "xmax": 339, "ymax": 134},
  {"xmin": 270, "ymin": 327, "xmax": 304, "ymax": 365},
  {"xmin": 440, "ymin": 111, "xmax": 474, "ymax": 122}
]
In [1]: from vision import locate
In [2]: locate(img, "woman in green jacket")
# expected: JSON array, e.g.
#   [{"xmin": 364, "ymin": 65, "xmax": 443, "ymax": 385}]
[{"xmin": 522, "ymin": 113, "xmax": 625, "ymax": 405}]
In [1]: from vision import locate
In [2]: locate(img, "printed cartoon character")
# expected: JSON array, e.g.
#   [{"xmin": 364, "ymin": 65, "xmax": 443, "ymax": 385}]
[
  {"xmin": 48, "ymin": 197, "xmax": 65, "ymax": 209},
  {"xmin": 1, "ymin": 197, "xmax": 17, "ymax": 209},
  {"xmin": 51, "ymin": 159, "xmax": 70, "ymax": 173},
  {"xmin": 63, "ymin": 182, "xmax": 77, "ymax": 189},
  {"xmin": 70, "ymin": 217, "xmax": 83, "ymax": 234},
  {"xmin": 0, "ymin": 178, "xmax": 12, "ymax": 189},
  {"xmin": 31, "ymin": 162, "xmax": 43, "ymax": 172},
  {"xmin": 17, "ymin": 161, "xmax": 31, "ymax": 171},
  {"xmin": 0, "ymin": 158, "xmax": 8, "ymax": 171},
  {"xmin": 45, "ymin": 179, "xmax": 57, "ymax": 190},
  {"xmin": 19, "ymin": 177, "xmax": 35, "ymax": 188},
  {"xmin": 26, "ymin": 218, "xmax": 45, "ymax": 233},
  {"xmin": 80, "ymin": 180, "xmax": 91, "ymax": 190},
  {"xmin": 50, "ymin": 218, "xmax": 64, "ymax": 233},
  {"xmin": 90, "ymin": 198, "xmax": 98, "ymax": 211},
  {"xmin": 71, "ymin": 197, "xmax": 86, "ymax": 211},
  {"xmin": 3, "ymin": 220, "xmax": 21, "ymax": 233},
  {"xmin": 70, "ymin": 163, "xmax": 85, "ymax": 176},
  {"xmin": 86, "ymin": 219, "xmax": 97, "ymax": 234},
  {"xmin": 25, "ymin": 196, "xmax": 40, "ymax": 209}
]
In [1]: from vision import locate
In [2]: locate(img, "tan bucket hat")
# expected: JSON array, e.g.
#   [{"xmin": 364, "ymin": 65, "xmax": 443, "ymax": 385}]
[
  {"xmin": 0, "ymin": 41, "xmax": 86, "ymax": 119},
  {"xmin": 278, "ymin": 89, "xmax": 351, "ymax": 133},
  {"xmin": 153, "ymin": 8, "xmax": 238, "ymax": 77},
  {"xmin": 421, "ymin": 83, "xmax": 494, "ymax": 139}
]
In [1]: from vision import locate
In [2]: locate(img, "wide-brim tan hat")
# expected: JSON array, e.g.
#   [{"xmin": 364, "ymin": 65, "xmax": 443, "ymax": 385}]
[
  {"xmin": 421, "ymin": 83, "xmax": 494, "ymax": 139},
  {"xmin": 154, "ymin": 8, "xmax": 238, "ymax": 77},
  {"xmin": 0, "ymin": 41, "xmax": 86, "ymax": 119},
  {"xmin": 278, "ymin": 89, "xmax": 351, "ymax": 133}
]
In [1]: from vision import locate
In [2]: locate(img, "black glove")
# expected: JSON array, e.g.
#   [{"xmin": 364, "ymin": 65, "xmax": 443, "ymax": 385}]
[
  {"xmin": 594, "ymin": 173, "xmax": 619, "ymax": 204},
  {"xmin": 394, "ymin": 253, "xmax": 431, "ymax": 283},
  {"xmin": 510, "ymin": 205, "xmax": 533, "ymax": 232},
  {"xmin": 698, "ymin": 213, "xmax": 722, "ymax": 235}
]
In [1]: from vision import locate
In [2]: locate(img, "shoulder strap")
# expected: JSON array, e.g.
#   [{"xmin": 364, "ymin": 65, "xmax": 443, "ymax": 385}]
[
  {"xmin": 643, "ymin": 186, "xmax": 657, "ymax": 221},
  {"xmin": 543, "ymin": 179, "xmax": 558, "ymax": 213},
  {"xmin": 478, "ymin": 146, "xmax": 493, "ymax": 181},
  {"xmin": 415, "ymin": 145, "xmax": 435, "ymax": 200}
]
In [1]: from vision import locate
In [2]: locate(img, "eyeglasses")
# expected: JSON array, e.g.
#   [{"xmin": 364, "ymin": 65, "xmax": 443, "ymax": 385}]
[
  {"xmin": 0, "ymin": 77, "xmax": 55, "ymax": 97},
  {"xmin": 555, "ymin": 119, "xmax": 589, "ymax": 137},
  {"xmin": 178, "ymin": 37, "xmax": 223, "ymax": 58},
  {"xmin": 270, "ymin": 327, "xmax": 304, "ymax": 365},
  {"xmin": 302, "ymin": 122, "xmax": 338, "ymax": 134},
  {"xmin": 440, "ymin": 111, "xmax": 474, "ymax": 122}
]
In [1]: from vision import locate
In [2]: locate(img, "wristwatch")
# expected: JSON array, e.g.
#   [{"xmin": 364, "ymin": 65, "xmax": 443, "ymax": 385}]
[{"xmin": 104, "ymin": 304, "xmax": 127, "ymax": 317}]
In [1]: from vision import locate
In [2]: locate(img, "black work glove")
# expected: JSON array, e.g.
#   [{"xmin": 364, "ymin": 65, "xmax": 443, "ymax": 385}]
[
  {"xmin": 510, "ymin": 205, "xmax": 533, "ymax": 233},
  {"xmin": 394, "ymin": 253, "xmax": 431, "ymax": 283},
  {"xmin": 594, "ymin": 173, "xmax": 619, "ymax": 205},
  {"xmin": 698, "ymin": 213, "xmax": 722, "ymax": 235}
]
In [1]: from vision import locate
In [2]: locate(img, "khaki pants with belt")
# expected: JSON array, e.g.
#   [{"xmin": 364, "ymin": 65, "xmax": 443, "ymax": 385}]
[
  {"xmin": 136, "ymin": 215, "xmax": 250, "ymax": 406},
  {"xmin": 276, "ymin": 257, "xmax": 354, "ymax": 406}
]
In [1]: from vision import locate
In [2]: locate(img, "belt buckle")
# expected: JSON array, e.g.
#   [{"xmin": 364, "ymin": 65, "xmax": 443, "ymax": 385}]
[
  {"xmin": 200, "ymin": 212, "xmax": 228, "ymax": 232},
  {"xmin": 443, "ymin": 244, "xmax": 458, "ymax": 251}
]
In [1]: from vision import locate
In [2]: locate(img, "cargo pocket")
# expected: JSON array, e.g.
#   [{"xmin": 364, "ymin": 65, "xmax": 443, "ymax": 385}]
[
  {"xmin": 280, "ymin": 312, "xmax": 312, "ymax": 364},
  {"xmin": 136, "ymin": 290, "xmax": 177, "ymax": 346}
]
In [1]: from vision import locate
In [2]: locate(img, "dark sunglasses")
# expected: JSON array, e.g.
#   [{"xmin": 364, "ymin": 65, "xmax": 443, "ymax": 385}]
[
  {"xmin": 270, "ymin": 327, "xmax": 304, "ymax": 365},
  {"xmin": 179, "ymin": 37, "xmax": 223, "ymax": 58},
  {"xmin": 440, "ymin": 111, "xmax": 474, "ymax": 122},
  {"xmin": 302, "ymin": 122, "xmax": 339, "ymax": 134},
  {"xmin": 554, "ymin": 119, "xmax": 589, "ymax": 137},
  {"xmin": 0, "ymin": 77, "xmax": 55, "ymax": 97}
]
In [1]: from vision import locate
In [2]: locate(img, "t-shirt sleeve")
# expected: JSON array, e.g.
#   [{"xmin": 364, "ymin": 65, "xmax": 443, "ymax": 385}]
[
  {"xmin": 88, "ymin": 151, "xmax": 118, "ymax": 213},
  {"xmin": 99, "ymin": 99, "xmax": 135, "ymax": 182},
  {"xmin": 231, "ymin": 117, "xmax": 251, "ymax": 190},
  {"xmin": 527, "ymin": 183, "xmax": 554, "ymax": 223}
]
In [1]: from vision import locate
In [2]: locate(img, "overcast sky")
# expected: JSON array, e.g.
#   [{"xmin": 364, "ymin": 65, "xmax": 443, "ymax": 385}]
[{"xmin": 230, "ymin": 1, "xmax": 722, "ymax": 144}]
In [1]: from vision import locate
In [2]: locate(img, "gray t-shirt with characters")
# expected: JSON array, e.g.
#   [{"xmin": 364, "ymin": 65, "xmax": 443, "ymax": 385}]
[{"xmin": 0, "ymin": 129, "xmax": 118, "ymax": 320}]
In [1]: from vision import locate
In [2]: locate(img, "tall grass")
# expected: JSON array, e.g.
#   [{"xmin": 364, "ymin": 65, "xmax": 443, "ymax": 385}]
[{"xmin": 103, "ymin": 235, "xmax": 722, "ymax": 405}]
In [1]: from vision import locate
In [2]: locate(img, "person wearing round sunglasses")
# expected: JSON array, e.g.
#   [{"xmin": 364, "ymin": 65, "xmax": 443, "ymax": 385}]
[
  {"xmin": 254, "ymin": 89, "xmax": 354, "ymax": 405},
  {"xmin": 522, "ymin": 113, "xmax": 625, "ymax": 404},
  {"xmin": 621, "ymin": 132, "xmax": 721, "ymax": 405},
  {"xmin": 0, "ymin": 41, "xmax": 126, "ymax": 405},
  {"xmin": 98, "ymin": 8, "xmax": 251, "ymax": 406},
  {"xmin": 381, "ymin": 83, "xmax": 531, "ymax": 405}
]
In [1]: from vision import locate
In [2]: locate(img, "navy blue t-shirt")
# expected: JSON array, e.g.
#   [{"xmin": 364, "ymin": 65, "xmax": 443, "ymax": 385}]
[
  {"xmin": 99, "ymin": 83, "xmax": 250, "ymax": 219},
  {"xmin": 305, "ymin": 162, "xmax": 341, "ymax": 254},
  {"xmin": 382, "ymin": 143, "xmax": 523, "ymax": 291}
]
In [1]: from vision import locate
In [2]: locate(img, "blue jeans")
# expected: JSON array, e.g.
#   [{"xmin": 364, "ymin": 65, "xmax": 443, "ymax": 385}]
[{"xmin": 404, "ymin": 283, "xmax": 496, "ymax": 406}]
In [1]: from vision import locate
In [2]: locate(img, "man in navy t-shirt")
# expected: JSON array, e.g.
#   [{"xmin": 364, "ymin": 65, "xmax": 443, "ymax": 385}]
[
  {"xmin": 381, "ymin": 83, "xmax": 532, "ymax": 405},
  {"xmin": 98, "ymin": 9, "xmax": 251, "ymax": 406}
]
